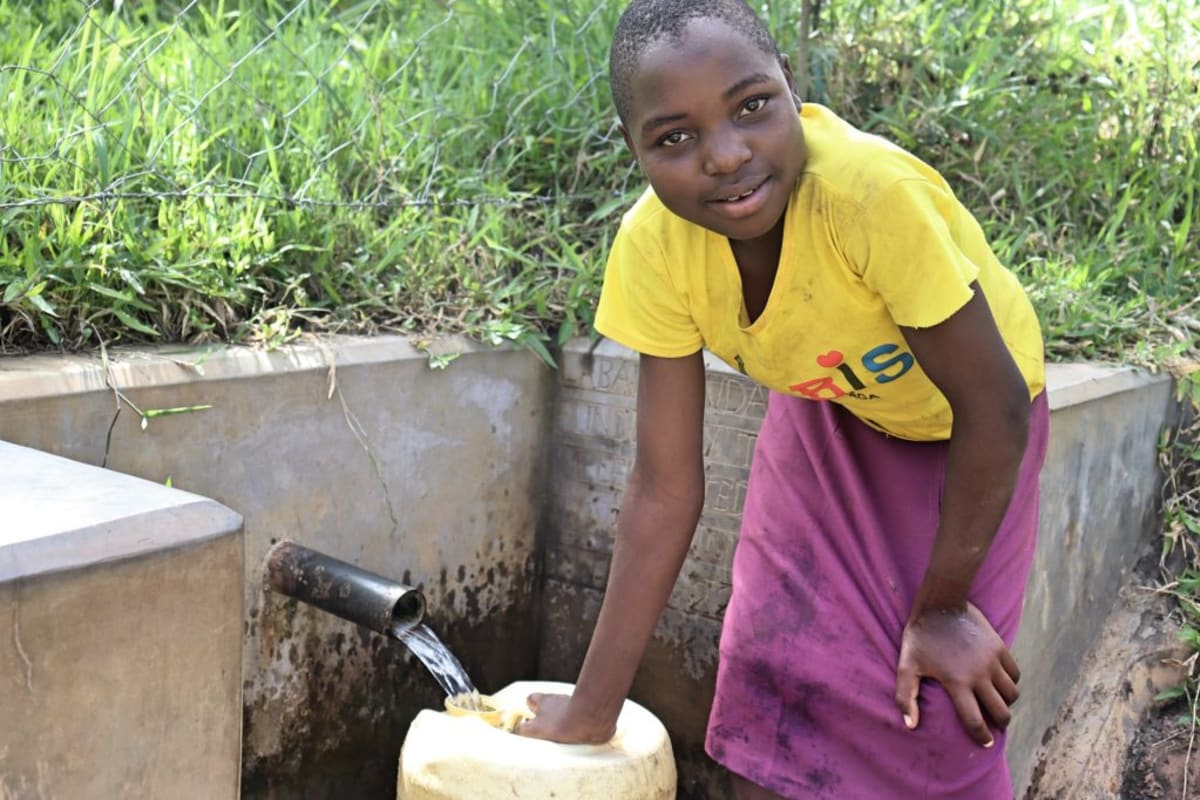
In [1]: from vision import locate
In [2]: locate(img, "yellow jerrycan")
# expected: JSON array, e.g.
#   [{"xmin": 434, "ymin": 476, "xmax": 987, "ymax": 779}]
[{"xmin": 397, "ymin": 680, "xmax": 676, "ymax": 799}]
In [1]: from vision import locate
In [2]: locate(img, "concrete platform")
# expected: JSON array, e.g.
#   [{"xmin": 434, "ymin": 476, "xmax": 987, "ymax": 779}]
[{"xmin": 0, "ymin": 442, "xmax": 244, "ymax": 800}]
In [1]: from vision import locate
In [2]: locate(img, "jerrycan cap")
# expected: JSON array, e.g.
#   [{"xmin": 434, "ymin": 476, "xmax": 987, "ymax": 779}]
[{"xmin": 444, "ymin": 691, "xmax": 532, "ymax": 732}]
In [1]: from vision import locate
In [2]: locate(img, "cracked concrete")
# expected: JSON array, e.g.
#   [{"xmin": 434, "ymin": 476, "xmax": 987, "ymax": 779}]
[
  {"xmin": 335, "ymin": 385, "xmax": 401, "ymax": 533},
  {"xmin": 10, "ymin": 601, "xmax": 34, "ymax": 696}
]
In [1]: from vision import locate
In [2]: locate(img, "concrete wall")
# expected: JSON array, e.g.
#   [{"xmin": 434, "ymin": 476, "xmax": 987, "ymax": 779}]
[
  {"xmin": 0, "ymin": 441, "xmax": 244, "ymax": 800},
  {"xmin": 0, "ymin": 337, "xmax": 554, "ymax": 799},
  {"xmin": 1008, "ymin": 363, "xmax": 1178, "ymax": 793},
  {"xmin": 0, "ymin": 336, "xmax": 1179, "ymax": 799},
  {"xmin": 538, "ymin": 339, "xmax": 1178, "ymax": 800}
]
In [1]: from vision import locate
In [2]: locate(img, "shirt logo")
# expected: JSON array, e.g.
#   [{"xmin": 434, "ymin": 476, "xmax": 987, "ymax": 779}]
[{"xmin": 789, "ymin": 344, "xmax": 915, "ymax": 401}]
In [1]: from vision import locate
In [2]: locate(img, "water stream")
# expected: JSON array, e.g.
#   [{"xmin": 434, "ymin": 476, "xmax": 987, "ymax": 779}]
[{"xmin": 393, "ymin": 622, "xmax": 485, "ymax": 711}]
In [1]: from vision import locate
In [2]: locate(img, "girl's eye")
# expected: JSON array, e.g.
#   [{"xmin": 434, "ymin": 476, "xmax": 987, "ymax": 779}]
[
  {"xmin": 738, "ymin": 96, "xmax": 768, "ymax": 117},
  {"xmin": 659, "ymin": 131, "xmax": 691, "ymax": 147}
]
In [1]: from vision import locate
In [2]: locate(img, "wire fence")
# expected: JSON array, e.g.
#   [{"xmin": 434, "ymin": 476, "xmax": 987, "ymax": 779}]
[
  {"xmin": 0, "ymin": 0, "xmax": 633, "ymax": 217},
  {"xmin": 2, "ymin": 1, "xmax": 1196, "ymax": 357}
]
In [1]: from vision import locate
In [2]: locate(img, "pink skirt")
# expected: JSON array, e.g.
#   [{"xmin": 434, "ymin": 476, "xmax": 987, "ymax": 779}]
[{"xmin": 706, "ymin": 391, "xmax": 1049, "ymax": 799}]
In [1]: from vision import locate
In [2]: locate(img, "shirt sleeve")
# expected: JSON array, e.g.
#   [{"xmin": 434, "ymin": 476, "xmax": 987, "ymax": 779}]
[
  {"xmin": 842, "ymin": 178, "xmax": 981, "ymax": 329},
  {"xmin": 593, "ymin": 222, "xmax": 704, "ymax": 357}
]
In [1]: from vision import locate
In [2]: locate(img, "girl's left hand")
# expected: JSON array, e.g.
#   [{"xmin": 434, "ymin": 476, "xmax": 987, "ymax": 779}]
[
  {"xmin": 512, "ymin": 692, "xmax": 617, "ymax": 744},
  {"xmin": 893, "ymin": 602, "xmax": 1020, "ymax": 747}
]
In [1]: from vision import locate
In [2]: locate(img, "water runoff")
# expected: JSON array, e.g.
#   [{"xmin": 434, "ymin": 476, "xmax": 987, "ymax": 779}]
[{"xmin": 393, "ymin": 622, "xmax": 485, "ymax": 712}]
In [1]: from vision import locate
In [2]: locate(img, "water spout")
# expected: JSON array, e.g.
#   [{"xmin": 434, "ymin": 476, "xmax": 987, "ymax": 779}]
[{"xmin": 262, "ymin": 539, "xmax": 425, "ymax": 635}]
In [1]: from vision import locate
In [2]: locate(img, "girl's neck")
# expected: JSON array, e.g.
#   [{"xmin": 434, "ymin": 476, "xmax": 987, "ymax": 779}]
[
  {"xmin": 728, "ymin": 210, "xmax": 785, "ymax": 276},
  {"xmin": 729, "ymin": 211, "xmax": 786, "ymax": 324}
]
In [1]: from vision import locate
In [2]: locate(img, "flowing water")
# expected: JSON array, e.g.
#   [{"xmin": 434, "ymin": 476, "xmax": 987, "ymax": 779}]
[{"xmin": 393, "ymin": 622, "xmax": 485, "ymax": 711}]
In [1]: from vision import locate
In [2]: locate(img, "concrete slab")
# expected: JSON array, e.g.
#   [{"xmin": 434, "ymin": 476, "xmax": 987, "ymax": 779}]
[
  {"xmin": 0, "ymin": 443, "xmax": 244, "ymax": 800},
  {"xmin": 0, "ymin": 440, "xmax": 242, "ymax": 581},
  {"xmin": 1044, "ymin": 361, "xmax": 1165, "ymax": 410}
]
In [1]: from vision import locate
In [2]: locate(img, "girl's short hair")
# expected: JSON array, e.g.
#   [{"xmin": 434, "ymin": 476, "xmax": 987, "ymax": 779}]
[{"xmin": 609, "ymin": 0, "xmax": 781, "ymax": 124}]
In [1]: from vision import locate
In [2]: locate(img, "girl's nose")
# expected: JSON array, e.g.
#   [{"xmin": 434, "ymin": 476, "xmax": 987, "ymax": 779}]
[{"xmin": 702, "ymin": 129, "xmax": 752, "ymax": 176}]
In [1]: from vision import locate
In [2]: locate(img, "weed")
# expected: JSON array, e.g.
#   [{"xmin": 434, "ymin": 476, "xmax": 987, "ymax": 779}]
[{"xmin": 1154, "ymin": 395, "xmax": 1200, "ymax": 794}]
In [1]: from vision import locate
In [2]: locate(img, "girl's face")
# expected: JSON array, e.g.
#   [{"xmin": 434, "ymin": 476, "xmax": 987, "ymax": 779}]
[{"xmin": 621, "ymin": 18, "xmax": 807, "ymax": 246}]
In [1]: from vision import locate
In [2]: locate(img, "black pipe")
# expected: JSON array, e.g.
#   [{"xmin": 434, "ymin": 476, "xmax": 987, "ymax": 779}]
[{"xmin": 263, "ymin": 539, "xmax": 425, "ymax": 635}]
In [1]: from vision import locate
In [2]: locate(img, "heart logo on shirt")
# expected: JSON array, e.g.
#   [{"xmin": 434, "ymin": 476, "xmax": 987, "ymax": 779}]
[{"xmin": 816, "ymin": 350, "xmax": 844, "ymax": 368}]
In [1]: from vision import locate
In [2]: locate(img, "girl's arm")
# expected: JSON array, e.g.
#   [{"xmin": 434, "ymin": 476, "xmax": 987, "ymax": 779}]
[
  {"xmin": 518, "ymin": 350, "xmax": 708, "ymax": 742},
  {"xmin": 895, "ymin": 281, "xmax": 1033, "ymax": 748}
]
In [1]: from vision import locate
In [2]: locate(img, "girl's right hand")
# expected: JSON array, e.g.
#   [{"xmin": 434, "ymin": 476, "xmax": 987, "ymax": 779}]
[
  {"xmin": 513, "ymin": 693, "xmax": 616, "ymax": 744},
  {"xmin": 515, "ymin": 353, "xmax": 707, "ymax": 749}
]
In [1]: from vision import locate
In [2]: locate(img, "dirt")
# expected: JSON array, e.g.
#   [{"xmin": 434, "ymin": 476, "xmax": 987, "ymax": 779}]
[
  {"xmin": 1021, "ymin": 572, "xmax": 1192, "ymax": 800},
  {"xmin": 1121, "ymin": 699, "xmax": 1200, "ymax": 800}
]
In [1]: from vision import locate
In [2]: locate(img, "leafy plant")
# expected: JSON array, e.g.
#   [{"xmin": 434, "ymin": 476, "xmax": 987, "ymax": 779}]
[{"xmin": 1154, "ymin": 398, "xmax": 1200, "ymax": 762}]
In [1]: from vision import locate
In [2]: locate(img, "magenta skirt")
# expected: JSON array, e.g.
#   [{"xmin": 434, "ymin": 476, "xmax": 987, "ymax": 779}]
[{"xmin": 706, "ymin": 391, "xmax": 1049, "ymax": 799}]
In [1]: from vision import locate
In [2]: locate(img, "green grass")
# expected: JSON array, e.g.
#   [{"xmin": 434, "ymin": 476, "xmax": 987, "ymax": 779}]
[
  {"xmin": 0, "ymin": 0, "xmax": 626, "ymax": 358},
  {"xmin": 1155, "ymin": 410, "xmax": 1200, "ymax": 743},
  {"xmin": 1, "ymin": 0, "xmax": 1196, "ymax": 367}
]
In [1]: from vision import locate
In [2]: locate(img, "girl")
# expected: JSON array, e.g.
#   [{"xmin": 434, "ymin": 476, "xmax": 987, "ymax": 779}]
[{"xmin": 518, "ymin": 1, "xmax": 1048, "ymax": 798}]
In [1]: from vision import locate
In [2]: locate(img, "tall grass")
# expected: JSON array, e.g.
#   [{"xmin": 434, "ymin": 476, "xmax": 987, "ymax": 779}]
[
  {"xmin": 0, "ymin": 0, "xmax": 627, "ymax": 357},
  {"xmin": 0, "ymin": 0, "xmax": 1196, "ymax": 367}
]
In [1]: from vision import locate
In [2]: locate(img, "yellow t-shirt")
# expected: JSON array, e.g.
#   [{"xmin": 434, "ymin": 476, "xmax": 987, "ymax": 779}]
[{"xmin": 594, "ymin": 103, "xmax": 1045, "ymax": 442}]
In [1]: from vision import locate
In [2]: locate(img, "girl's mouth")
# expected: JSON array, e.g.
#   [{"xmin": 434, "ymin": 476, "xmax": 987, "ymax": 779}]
[{"xmin": 709, "ymin": 178, "xmax": 770, "ymax": 218}]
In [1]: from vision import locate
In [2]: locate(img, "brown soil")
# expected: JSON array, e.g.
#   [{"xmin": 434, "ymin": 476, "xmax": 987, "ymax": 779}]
[{"xmin": 1121, "ymin": 699, "xmax": 1200, "ymax": 800}]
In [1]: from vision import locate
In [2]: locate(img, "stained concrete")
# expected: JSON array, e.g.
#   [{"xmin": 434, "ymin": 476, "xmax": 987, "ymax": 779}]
[
  {"xmin": 0, "ymin": 442, "xmax": 244, "ymax": 800},
  {"xmin": 1009, "ymin": 362, "xmax": 1179, "ymax": 792},
  {"xmin": 539, "ymin": 339, "xmax": 1179, "ymax": 800},
  {"xmin": 0, "ymin": 336, "xmax": 553, "ymax": 798}
]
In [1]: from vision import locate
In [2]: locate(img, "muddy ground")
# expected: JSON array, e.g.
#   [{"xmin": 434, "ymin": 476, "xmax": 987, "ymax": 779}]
[
  {"xmin": 1022, "ymin": 562, "xmax": 1193, "ymax": 800},
  {"xmin": 1121, "ymin": 698, "xmax": 1200, "ymax": 800}
]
